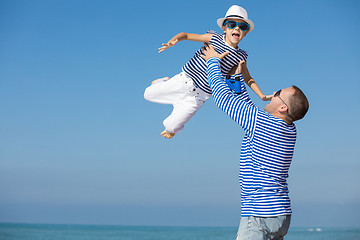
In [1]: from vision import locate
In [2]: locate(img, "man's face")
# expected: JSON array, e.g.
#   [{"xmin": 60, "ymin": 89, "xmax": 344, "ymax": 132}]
[
  {"xmin": 222, "ymin": 18, "xmax": 249, "ymax": 47},
  {"xmin": 264, "ymin": 87, "xmax": 294, "ymax": 114}
]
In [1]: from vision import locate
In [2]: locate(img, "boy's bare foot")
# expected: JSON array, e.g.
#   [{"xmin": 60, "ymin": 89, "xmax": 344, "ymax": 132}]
[
  {"xmin": 152, "ymin": 77, "xmax": 169, "ymax": 85},
  {"xmin": 161, "ymin": 130, "xmax": 175, "ymax": 139}
]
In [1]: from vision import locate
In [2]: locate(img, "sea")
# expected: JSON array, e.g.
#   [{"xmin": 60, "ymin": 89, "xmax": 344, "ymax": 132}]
[{"xmin": 1, "ymin": 223, "xmax": 360, "ymax": 240}]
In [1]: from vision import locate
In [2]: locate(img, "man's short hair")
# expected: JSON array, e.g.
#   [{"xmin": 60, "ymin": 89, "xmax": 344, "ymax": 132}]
[{"xmin": 288, "ymin": 85, "xmax": 309, "ymax": 121}]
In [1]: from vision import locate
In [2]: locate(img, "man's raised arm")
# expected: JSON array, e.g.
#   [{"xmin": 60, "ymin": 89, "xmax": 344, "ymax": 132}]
[{"xmin": 200, "ymin": 43, "xmax": 257, "ymax": 133}]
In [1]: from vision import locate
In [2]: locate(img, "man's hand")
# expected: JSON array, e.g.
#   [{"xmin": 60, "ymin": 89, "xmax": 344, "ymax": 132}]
[
  {"xmin": 200, "ymin": 42, "xmax": 229, "ymax": 61},
  {"xmin": 158, "ymin": 39, "xmax": 179, "ymax": 53}
]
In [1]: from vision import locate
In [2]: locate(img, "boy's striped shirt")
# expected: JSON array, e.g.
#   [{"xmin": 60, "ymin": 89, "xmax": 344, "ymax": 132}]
[
  {"xmin": 182, "ymin": 30, "xmax": 248, "ymax": 95},
  {"xmin": 206, "ymin": 57, "xmax": 296, "ymax": 217}
]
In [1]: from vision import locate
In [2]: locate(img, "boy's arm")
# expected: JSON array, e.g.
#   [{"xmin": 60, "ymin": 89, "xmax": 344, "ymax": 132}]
[
  {"xmin": 158, "ymin": 33, "xmax": 212, "ymax": 53},
  {"xmin": 239, "ymin": 62, "xmax": 273, "ymax": 101}
]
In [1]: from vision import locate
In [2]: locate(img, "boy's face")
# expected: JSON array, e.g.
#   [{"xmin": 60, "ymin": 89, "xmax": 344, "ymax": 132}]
[{"xmin": 222, "ymin": 18, "xmax": 249, "ymax": 48}]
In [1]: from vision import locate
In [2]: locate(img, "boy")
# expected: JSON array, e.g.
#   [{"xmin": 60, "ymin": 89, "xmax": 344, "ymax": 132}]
[{"xmin": 144, "ymin": 5, "xmax": 271, "ymax": 138}]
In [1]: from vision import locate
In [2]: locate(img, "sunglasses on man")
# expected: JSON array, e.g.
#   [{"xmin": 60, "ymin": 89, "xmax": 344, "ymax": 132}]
[
  {"xmin": 274, "ymin": 89, "xmax": 289, "ymax": 107},
  {"xmin": 223, "ymin": 20, "xmax": 250, "ymax": 31},
  {"xmin": 274, "ymin": 89, "xmax": 295, "ymax": 121}
]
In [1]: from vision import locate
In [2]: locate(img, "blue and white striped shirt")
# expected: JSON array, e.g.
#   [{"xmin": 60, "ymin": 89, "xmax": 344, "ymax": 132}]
[
  {"xmin": 206, "ymin": 57, "xmax": 296, "ymax": 217},
  {"xmin": 182, "ymin": 30, "xmax": 248, "ymax": 95}
]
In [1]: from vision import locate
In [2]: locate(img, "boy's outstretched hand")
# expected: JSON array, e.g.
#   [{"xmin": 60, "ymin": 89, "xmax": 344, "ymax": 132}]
[
  {"xmin": 261, "ymin": 94, "xmax": 273, "ymax": 101},
  {"xmin": 200, "ymin": 42, "xmax": 229, "ymax": 61},
  {"xmin": 158, "ymin": 39, "xmax": 179, "ymax": 53}
]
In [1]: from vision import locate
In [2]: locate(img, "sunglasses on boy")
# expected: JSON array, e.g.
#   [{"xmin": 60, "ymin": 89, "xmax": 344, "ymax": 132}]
[{"xmin": 223, "ymin": 20, "xmax": 250, "ymax": 31}]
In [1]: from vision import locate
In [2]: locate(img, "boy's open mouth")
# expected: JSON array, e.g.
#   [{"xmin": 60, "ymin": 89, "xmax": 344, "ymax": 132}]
[{"xmin": 232, "ymin": 33, "xmax": 240, "ymax": 39}]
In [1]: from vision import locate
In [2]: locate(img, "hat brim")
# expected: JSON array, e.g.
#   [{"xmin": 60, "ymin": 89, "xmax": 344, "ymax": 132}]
[{"xmin": 217, "ymin": 17, "xmax": 254, "ymax": 32}]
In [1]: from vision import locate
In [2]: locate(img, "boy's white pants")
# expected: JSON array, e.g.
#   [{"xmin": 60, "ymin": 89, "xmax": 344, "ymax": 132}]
[{"xmin": 144, "ymin": 72, "xmax": 211, "ymax": 134}]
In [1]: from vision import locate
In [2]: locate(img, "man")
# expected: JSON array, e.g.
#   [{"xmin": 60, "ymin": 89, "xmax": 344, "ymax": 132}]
[{"xmin": 200, "ymin": 43, "xmax": 309, "ymax": 240}]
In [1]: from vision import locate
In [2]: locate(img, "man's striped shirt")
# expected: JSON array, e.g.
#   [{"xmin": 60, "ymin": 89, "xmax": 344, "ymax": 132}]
[
  {"xmin": 182, "ymin": 30, "xmax": 248, "ymax": 95},
  {"xmin": 206, "ymin": 57, "xmax": 296, "ymax": 217}
]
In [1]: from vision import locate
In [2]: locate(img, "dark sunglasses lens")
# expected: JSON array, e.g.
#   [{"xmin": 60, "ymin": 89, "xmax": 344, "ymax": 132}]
[
  {"xmin": 275, "ymin": 90, "xmax": 281, "ymax": 97},
  {"xmin": 240, "ymin": 23, "xmax": 249, "ymax": 31},
  {"xmin": 227, "ymin": 21, "xmax": 236, "ymax": 29}
]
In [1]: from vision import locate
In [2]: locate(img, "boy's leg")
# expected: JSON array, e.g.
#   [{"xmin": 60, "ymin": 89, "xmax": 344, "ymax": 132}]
[
  {"xmin": 162, "ymin": 87, "xmax": 207, "ymax": 137},
  {"xmin": 144, "ymin": 73, "xmax": 188, "ymax": 139},
  {"xmin": 145, "ymin": 72, "xmax": 209, "ymax": 139},
  {"xmin": 162, "ymin": 104, "xmax": 196, "ymax": 135},
  {"xmin": 144, "ymin": 74, "xmax": 183, "ymax": 105}
]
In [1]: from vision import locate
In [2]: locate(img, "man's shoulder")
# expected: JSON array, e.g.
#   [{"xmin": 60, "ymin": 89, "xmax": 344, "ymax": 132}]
[{"xmin": 256, "ymin": 111, "xmax": 297, "ymax": 132}]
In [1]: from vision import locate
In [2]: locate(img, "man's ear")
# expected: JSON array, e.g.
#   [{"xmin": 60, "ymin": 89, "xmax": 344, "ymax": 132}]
[
  {"xmin": 222, "ymin": 26, "xmax": 227, "ymax": 32},
  {"xmin": 279, "ymin": 105, "xmax": 288, "ymax": 114}
]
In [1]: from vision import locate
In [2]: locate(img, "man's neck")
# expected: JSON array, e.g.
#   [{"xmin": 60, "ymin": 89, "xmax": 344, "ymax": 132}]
[{"xmin": 272, "ymin": 112, "xmax": 293, "ymax": 125}]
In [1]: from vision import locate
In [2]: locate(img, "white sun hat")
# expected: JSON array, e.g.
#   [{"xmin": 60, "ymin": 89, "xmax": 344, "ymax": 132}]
[{"xmin": 217, "ymin": 5, "xmax": 255, "ymax": 32}]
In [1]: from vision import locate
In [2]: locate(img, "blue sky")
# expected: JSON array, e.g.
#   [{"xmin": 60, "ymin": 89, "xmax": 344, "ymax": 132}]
[{"xmin": 0, "ymin": 0, "xmax": 359, "ymax": 228}]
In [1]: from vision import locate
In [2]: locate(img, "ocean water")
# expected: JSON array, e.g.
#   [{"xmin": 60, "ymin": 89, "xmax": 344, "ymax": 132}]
[{"xmin": 0, "ymin": 223, "xmax": 360, "ymax": 240}]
